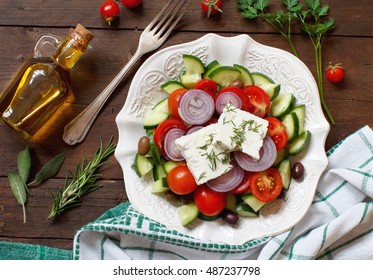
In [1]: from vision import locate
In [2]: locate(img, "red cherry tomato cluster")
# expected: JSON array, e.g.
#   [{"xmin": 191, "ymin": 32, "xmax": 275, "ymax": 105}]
[{"xmin": 100, "ymin": 0, "xmax": 142, "ymax": 25}]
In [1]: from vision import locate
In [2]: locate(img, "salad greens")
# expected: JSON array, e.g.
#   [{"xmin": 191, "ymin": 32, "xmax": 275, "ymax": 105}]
[{"xmin": 237, "ymin": 0, "xmax": 335, "ymax": 125}]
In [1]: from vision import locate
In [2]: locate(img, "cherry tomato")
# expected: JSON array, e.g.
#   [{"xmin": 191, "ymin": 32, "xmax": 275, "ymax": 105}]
[
  {"xmin": 167, "ymin": 165, "xmax": 197, "ymax": 195},
  {"xmin": 193, "ymin": 185, "xmax": 226, "ymax": 216},
  {"xmin": 200, "ymin": 0, "xmax": 223, "ymax": 18},
  {"xmin": 230, "ymin": 171, "xmax": 251, "ymax": 194},
  {"xmin": 121, "ymin": 0, "xmax": 142, "ymax": 8},
  {"xmin": 168, "ymin": 88, "xmax": 187, "ymax": 118},
  {"xmin": 243, "ymin": 85, "xmax": 271, "ymax": 118},
  {"xmin": 325, "ymin": 63, "xmax": 345, "ymax": 83},
  {"xmin": 153, "ymin": 118, "xmax": 188, "ymax": 149},
  {"xmin": 194, "ymin": 79, "xmax": 218, "ymax": 98},
  {"xmin": 250, "ymin": 168, "xmax": 283, "ymax": 202},
  {"xmin": 100, "ymin": 0, "xmax": 120, "ymax": 25},
  {"xmin": 265, "ymin": 117, "xmax": 288, "ymax": 150},
  {"xmin": 217, "ymin": 86, "xmax": 251, "ymax": 112}
]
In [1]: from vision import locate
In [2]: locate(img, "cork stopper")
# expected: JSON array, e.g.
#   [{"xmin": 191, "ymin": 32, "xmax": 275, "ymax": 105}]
[{"xmin": 74, "ymin": 24, "xmax": 94, "ymax": 42}]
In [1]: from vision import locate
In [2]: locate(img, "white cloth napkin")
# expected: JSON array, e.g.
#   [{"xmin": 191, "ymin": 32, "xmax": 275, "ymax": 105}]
[{"xmin": 73, "ymin": 125, "xmax": 373, "ymax": 260}]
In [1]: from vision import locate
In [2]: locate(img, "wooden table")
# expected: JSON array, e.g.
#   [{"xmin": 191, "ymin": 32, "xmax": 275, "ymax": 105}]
[{"xmin": 0, "ymin": 0, "xmax": 372, "ymax": 251}]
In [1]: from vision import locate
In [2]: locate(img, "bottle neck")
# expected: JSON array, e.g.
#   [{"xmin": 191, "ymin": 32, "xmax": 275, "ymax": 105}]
[{"xmin": 51, "ymin": 29, "xmax": 89, "ymax": 70}]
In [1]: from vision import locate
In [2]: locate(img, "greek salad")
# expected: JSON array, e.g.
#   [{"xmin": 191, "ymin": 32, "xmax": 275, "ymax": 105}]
[{"xmin": 133, "ymin": 54, "xmax": 311, "ymax": 227}]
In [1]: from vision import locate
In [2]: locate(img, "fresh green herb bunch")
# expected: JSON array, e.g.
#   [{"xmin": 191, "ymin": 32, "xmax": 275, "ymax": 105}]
[
  {"xmin": 237, "ymin": 0, "xmax": 335, "ymax": 125},
  {"xmin": 48, "ymin": 137, "xmax": 116, "ymax": 218},
  {"xmin": 8, "ymin": 146, "xmax": 65, "ymax": 223}
]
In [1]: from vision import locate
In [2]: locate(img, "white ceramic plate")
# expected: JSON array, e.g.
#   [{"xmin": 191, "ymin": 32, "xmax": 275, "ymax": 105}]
[{"xmin": 115, "ymin": 34, "xmax": 330, "ymax": 244}]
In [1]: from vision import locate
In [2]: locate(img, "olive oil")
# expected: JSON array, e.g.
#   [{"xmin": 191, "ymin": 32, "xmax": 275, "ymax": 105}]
[{"xmin": 0, "ymin": 24, "xmax": 94, "ymax": 139}]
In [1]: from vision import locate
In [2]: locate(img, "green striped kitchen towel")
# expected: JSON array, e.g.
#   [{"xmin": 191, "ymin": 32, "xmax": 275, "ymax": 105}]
[{"xmin": 74, "ymin": 125, "xmax": 373, "ymax": 260}]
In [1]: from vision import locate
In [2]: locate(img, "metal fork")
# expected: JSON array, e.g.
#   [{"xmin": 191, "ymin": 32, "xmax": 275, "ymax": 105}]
[{"xmin": 63, "ymin": 0, "xmax": 186, "ymax": 145}]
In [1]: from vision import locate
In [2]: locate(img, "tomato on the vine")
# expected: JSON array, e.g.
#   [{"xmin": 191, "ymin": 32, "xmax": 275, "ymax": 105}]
[
  {"xmin": 325, "ymin": 62, "xmax": 345, "ymax": 83},
  {"xmin": 265, "ymin": 117, "xmax": 288, "ymax": 150},
  {"xmin": 200, "ymin": 0, "xmax": 223, "ymax": 18},
  {"xmin": 168, "ymin": 88, "xmax": 187, "ymax": 118},
  {"xmin": 243, "ymin": 85, "xmax": 271, "ymax": 118},
  {"xmin": 250, "ymin": 168, "xmax": 283, "ymax": 202},
  {"xmin": 193, "ymin": 185, "xmax": 226, "ymax": 216},
  {"xmin": 100, "ymin": 0, "xmax": 120, "ymax": 25},
  {"xmin": 167, "ymin": 165, "xmax": 197, "ymax": 195},
  {"xmin": 121, "ymin": 0, "xmax": 142, "ymax": 8}
]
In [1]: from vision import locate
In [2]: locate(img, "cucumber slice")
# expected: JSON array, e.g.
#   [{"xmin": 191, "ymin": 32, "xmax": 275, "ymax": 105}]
[
  {"xmin": 143, "ymin": 109, "xmax": 169, "ymax": 129},
  {"xmin": 180, "ymin": 73, "xmax": 202, "ymax": 89},
  {"xmin": 152, "ymin": 97, "xmax": 170, "ymax": 115},
  {"xmin": 289, "ymin": 130, "xmax": 311, "ymax": 156},
  {"xmin": 208, "ymin": 66, "xmax": 242, "ymax": 88},
  {"xmin": 163, "ymin": 160, "xmax": 184, "ymax": 173},
  {"xmin": 153, "ymin": 164, "xmax": 167, "ymax": 181},
  {"xmin": 203, "ymin": 60, "xmax": 220, "ymax": 79},
  {"xmin": 260, "ymin": 83, "xmax": 281, "ymax": 100},
  {"xmin": 151, "ymin": 177, "xmax": 169, "ymax": 194},
  {"xmin": 271, "ymin": 93, "xmax": 295, "ymax": 118},
  {"xmin": 251, "ymin": 72, "xmax": 275, "ymax": 86},
  {"xmin": 148, "ymin": 133, "xmax": 162, "ymax": 166},
  {"xmin": 272, "ymin": 148, "xmax": 289, "ymax": 167},
  {"xmin": 134, "ymin": 153, "xmax": 153, "ymax": 177},
  {"xmin": 178, "ymin": 202, "xmax": 199, "ymax": 226},
  {"xmin": 278, "ymin": 159, "xmax": 292, "ymax": 190},
  {"xmin": 290, "ymin": 105, "xmax": 306, "ymax": 134},
  {"xmin": 161, "ymin": 80, "xmax": 184, "ymax": 94},
  {"xmin": 281, "ymin": 112, "xmax": 299, "ymax": 143},
  {"xmin": 233, "ymin": 64, "xmax": 254, "ymax": 86},
  {"xmin": 183, "ymin": 54, "xmax": 205, "ymax": 74},
  {"xmin": 241, "ymin": 193, "xmax": 266, "ymax": 212},
  {"xmin": 198, "ymin": 212, "xmax": 221, "ymax": 221},
  {"xmin": 225, "ymin": 193, "xmax": 237, "ymax": 213},
  {"xmin": 236, "ymin": 202, "xmax": 259, "ymax": 217}
]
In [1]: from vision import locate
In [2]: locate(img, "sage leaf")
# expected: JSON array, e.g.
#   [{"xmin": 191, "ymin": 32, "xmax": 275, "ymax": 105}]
[
  {"xmin": 8, "ymin": 171, "xmax": 27, "ymax": 223},
  {"xmin": 34, "ymin": 153, "xmax": 65, "ymax": 184},
  {"xmin": 17, "ymin": 145, "xmax": 31, "ymax": 183}
]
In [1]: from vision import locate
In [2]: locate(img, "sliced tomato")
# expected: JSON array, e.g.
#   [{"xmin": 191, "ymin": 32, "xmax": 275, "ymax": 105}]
[
  {"xmin": 194, "ymin": 79, "xmax": 218, "ymax": 98},
  {"xmin": 217, "ymin": 86, "xmax": 251, "ymax": 112},
  {"xmin": 193, "ymin": 184, "xmax": 226, "ymax": 216},
  {"xmin": 229, "ymin": 171, "xmax": 251, "ymax": 194},
  {"xmin": 168, "ymin": 88, "xmax": 187, "ymax": 118},
  {"xmin": 166, "ymin": 165, "xmax": 197, "ymax": 195},
  {"xmin": 153, "ymin": 118, "xmax": 187, "ymax": 148},
  {"xmin": 265, "ymin": 117, "xmax": 288, "ymax": 150},
  {"xmin": 249, "ymin": 168, "xmax": 283, "ymax": 202},
  {"xmin": 243, "ymin": 85, "xmax": 270, "ymax": 117}
]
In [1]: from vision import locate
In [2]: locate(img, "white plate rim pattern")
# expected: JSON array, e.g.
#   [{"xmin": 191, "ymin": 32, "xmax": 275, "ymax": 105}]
[{"xmin": 115, "ymin": 33, "xmax": 330, "ymax": 245}]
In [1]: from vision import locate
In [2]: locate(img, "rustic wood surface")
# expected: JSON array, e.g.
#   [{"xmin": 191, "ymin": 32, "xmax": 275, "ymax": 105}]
[{"xmin": 0, "ymin": 0, "xmax": 372, "ymax": 251}]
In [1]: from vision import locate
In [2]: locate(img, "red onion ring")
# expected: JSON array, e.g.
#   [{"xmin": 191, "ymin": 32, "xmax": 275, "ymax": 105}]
[
  {"xmin": 178, "ymin": 89, "xmax": 215, "ymax": 125},
  {"xmin": 162, "ymin": 128, "xmax": 185, "ymax": 161},
  {"xmin": 186, "ymin": 125, "xmax": 204, "ymax": 135},
  {"xmin": 234, "ymin": 136, "xmax": 277, "ymax": 172},
  {"xmin": 215, "ymin": 91, "xmax": 243, "ymax": 114},
  {"xmin": 206, "ymin": 161, "xmax": 245, "ymax": 192}
]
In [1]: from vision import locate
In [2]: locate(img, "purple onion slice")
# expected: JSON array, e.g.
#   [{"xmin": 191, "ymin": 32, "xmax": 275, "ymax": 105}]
[
  {"xmin": 215, "ymin": 91, "xmax": 243, "ymax": 114},
  {"xmin": 178, "ymin": 89, "xmax": 215, "ymax": 125},
  {"xmin": 234, "ymin": 136, "xmax": 277, "ymax": 172},
  {"xmin": 162, "ymin": 128, "xmax": 185, "ymax": 161},
  {"xmin": 206, "ymin": 161, "xmax": 245, "ymax": 193}
]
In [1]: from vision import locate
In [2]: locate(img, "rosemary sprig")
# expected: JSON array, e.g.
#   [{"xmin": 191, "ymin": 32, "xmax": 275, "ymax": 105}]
[{"xmin": 48, "ymin": 137, "xmax": 116, "ymax": 218}]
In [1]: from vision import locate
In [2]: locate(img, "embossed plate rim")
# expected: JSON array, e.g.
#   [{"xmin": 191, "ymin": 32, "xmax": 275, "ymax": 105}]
[{"xmin": 115, "ymin": 33, "xmax": 330, "ymax": 244}]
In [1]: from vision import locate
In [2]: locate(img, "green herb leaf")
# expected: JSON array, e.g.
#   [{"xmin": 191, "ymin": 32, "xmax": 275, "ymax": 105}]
[
  {"xmin": 34, "ymin": 153, "xmax": 65, "ymax": 185},
  {"xmin": 17, "ymin": 145, "xmax": 31, "ymax": 183},
  {"xmin": 48, "ymin": 137, "xmax": 116, "ymax": 218},
  {"xmin": 8, "ymin": 171, "xmax": 27, "ymax": 223}
]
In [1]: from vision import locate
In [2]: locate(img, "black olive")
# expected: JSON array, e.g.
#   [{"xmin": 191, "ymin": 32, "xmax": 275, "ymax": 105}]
[
  {"xmin": 292, "ymin": 161, "xmax": 305, "ymax": 179},
  {"xmin": 137, "ymin": 136, "xmax": 150, "ymax": 155},
  {"xmin": 221, "ymin": 209, "xmax": 239, "ymax": 225},
  {"xmin": 229, "ymin": 79, "xmax": 244, "ymax": 89}
]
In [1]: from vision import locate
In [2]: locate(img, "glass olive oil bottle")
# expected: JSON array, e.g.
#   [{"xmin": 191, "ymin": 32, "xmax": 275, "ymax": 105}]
[{"xmin": 0, "ymin": 24, "xmax": 94, "ymax": 139}]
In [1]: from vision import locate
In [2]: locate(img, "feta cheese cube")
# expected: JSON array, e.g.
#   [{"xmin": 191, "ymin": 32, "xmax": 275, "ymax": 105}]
[
  {"xmin": 175, "ymin": 124, "xmax": 232, "ymax": 185},
  {"xmin": 216, "ymin": 104, "xmax": 268, "ymax": 160}
]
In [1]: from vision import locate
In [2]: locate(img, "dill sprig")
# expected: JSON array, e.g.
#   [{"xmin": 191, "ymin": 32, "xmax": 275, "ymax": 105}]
[{"xmin": 48, "ymin": 137, "xmax": 116, "ymax": 218}]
